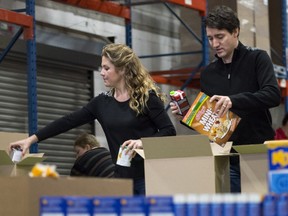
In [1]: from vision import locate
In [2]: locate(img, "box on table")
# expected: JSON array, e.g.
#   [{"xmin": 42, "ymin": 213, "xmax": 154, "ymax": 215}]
[
  {"xmin": 233, "ymin": 144, "xmax": 268, "ymax": 194},
  {"xmin": 136, "ymin": 135, "xmax": 232, "ymax": 195},
  {"xmin": 0, "ymin": 176, "xmax": 133, "ymax": 216},
  {"xmin": 0, "ymin": 131, "xmax": 45, "ymax": 176}
]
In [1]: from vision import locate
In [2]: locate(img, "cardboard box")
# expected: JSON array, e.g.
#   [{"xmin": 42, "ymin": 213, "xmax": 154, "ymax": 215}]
[
  {"xmin": 0, "ymin": 176, "xmax": 133, "ymax": 216},
  {"xmin": 0, "ymin": 132, "xmax": 45, "ymax": 176},
  {"xmin": 137, "ymin": 135, "xmax": 231, "ymax": 195},
  {"xmin": 233, "ymin": 144, "xmax": 268, "ymax": 194},
  {"xmin": 0, "ymin": 150, "xmax": 45, "ymax": 176}
]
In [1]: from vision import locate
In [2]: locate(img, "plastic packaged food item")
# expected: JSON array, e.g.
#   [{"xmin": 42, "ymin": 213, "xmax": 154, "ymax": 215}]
[
  {"xmin": 170, "ymin": 90, "xmax": 190, "ymax": 116},
  {"xmin": 29, "ymin": 163, "xmax": 59, "ymax": 178},
  {"xmin": 262, "ymin": 194, "xmax": 277, "ymax": 216},
  {"xmin": 187, "ymin": 194, "xmax": 199, "ymax": 216},
  {"xmin": 247, "ymin": 193, "xmax": 262, "ymax": 216}
]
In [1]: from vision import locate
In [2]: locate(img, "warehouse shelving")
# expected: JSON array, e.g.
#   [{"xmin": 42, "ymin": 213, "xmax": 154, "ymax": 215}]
[
  {"xmin": 0, "ymin": 0, "xmax": 38, "ymax": 153},
  {"xmin": 53, "ymin": 0, "xmax": 208, "ymax": 90},
  {"xmin": 133, "ymin": 0, "xmax": 208, "ymax": 90},
  {"xmin": 125, "ymin": 0, "xmax": 208, "ymax": 91}
]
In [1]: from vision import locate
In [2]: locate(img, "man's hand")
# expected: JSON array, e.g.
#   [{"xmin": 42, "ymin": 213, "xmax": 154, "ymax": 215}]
[
  {"xmin": 210, "ymin": 95, "xmax": 232, "ymax": 117},
  {"xmin": 169, "ymin": 102, "xmax": 184, "ymax": 121}
]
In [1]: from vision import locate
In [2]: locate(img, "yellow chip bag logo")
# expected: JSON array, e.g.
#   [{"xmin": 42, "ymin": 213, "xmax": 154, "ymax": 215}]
[{"xmin": 271, "ymin": 150, "xmax": 288, "ymax": 169}]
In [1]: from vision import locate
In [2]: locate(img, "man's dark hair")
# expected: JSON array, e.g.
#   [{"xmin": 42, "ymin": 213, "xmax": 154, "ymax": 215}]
[{"xmin": 204, "ymin": 5, "xmax": 240, "ymax": 35}]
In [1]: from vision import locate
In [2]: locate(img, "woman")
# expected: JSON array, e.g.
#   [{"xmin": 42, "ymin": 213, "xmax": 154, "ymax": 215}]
[{"xmin": 9, "ymin": 43, "xmax": 176, "ymax": 195}]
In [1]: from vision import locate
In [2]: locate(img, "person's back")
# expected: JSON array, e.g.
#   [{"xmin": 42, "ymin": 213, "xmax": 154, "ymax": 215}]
[
  {"xmin": 70, "ymin": 147, "xmax": 115, "ymax": 177},
  {"xmin": 70, "ymin": 133, "xmax": 115, "ymax": 177}
]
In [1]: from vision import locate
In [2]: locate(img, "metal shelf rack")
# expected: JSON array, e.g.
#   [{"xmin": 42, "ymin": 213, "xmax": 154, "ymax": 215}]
[
  {"xmin": 53, "ymin": 0, "xmax": 208, "ymax": 90},
  {"xmin": 0, "ymin": 0, "xmax": 38, "ymax": 153}
]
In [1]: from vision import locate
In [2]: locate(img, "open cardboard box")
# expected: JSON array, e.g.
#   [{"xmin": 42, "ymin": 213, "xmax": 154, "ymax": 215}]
[
  {"xmin": 136, "ymin": 135, "xmax": 233, "ymax": 195},
  {"xmin": 0, "ymin": 132, "xmax": 45, "ymax": 176},
  {"xmin": 0, "ymin": 176, "xmax": 133, "ymax": 216},
  {"xmin": 233, "ymin": 144, "xmax": 268, "ymax": 194}
]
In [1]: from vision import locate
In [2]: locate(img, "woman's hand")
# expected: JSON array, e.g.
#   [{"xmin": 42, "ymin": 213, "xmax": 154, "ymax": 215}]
[
  {"xmin": 122, "ymin": 139, "xmax": 143, "ymax": 150},
  {"xmin": 9, "ymin": 134, "xmax": 38, "ymax": 156},
  {"xmin": 121, "ymin": 139, "xmax": 142, "ymax": 158}
]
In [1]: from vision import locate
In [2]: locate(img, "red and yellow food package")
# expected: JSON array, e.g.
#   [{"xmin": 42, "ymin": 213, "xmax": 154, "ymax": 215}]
[{"xmin": 181, "ymin": 91, "xmax": 241, "ymax": 146}]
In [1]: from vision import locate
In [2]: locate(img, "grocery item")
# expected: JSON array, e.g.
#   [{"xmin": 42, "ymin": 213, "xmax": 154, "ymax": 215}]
[
  {"xmin": 29, "ymin": 163, "xmax": 59, "ymax": 178},
  {"xmin": 116, "ymin": 146, "xmax": 132, "ymax": 167},
  {"xmin": 11, "ymin": 147, "xmax": 22, "ymax": 163},
  {"xmin": 181, "ymin": 91, "xmax": 241, "ymax": 146},
  {"xmin": 170, "ymin": 90, "xmax": 190, "ymax": 116}
]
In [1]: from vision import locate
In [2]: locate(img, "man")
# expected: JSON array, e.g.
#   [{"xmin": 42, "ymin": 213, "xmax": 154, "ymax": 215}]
[
  {"xmin": 70, "ymin": 133, "xmax": 115, "ymax": 177},
  {"xmin": 171, "ymin": 5, "xmax": 281, "ymax": 192}
]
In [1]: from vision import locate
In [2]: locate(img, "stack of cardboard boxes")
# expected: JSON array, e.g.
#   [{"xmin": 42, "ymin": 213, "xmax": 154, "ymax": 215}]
[
  {"xmin": 0, "ymin": 132, "xmax": 133, "ymax": 216},
  {"xmin": 0, "ymin": 131, "xmax": 272, "ymax": 215}
]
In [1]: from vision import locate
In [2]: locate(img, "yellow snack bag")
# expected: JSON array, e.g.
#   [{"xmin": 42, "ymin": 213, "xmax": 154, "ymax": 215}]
[{"xmin": 29, "ymin": 163, "xmax": 59, "ymax": 178}]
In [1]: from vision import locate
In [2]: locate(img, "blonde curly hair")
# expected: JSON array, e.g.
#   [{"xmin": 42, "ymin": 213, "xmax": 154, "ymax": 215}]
[{"xmin": 102, "ymin": 43, "xmax": 166, "ymax": 115}]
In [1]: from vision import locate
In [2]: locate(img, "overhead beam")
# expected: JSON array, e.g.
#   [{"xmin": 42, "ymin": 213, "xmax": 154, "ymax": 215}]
[
  {"xmin": 124, "ymin": 0, "xmax": 206, "ymax": 15},
  {"xmin": 150, "ymin": 68, "xmax": 202, "ymax": 89},
  {"xmin": 53, "ymin": 0, "xmax": 130, "ymax": 19},
  {"xmin": 166, "ymin": 0, "xmax": 206, "ymax": 16},
  {"xmin": 150, "ymin": 67, "xmax": 203, "ymax": 75},
  {"xmin": 0, "ymin": 9, "xmax": 33, "ymax": 39},
  {"xmin": 152, "ymin": 74, "xmax": 201, "ymax": 89}
]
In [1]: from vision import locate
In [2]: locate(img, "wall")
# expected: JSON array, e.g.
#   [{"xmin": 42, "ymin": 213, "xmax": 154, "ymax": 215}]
[
  {"xmin": 237, "ymin": 0, "xmax": 270, "ymax": 54},
  {"xmin": 268, "ymin": 0, "xmax": 285, "ymax": 66}
]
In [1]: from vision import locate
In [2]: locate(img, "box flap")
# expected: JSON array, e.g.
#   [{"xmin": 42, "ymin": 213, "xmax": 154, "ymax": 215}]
[
  {"xmin": 141, "ymin": 135, "xmax": 212, "ymax": 159},
  {"xmin": 210, "ymin": 142, "xmax": 233, "ymax": 155},
  {"xmin": 233, "ymin": 144, "xmax": 267, "ymax": 154},
  {"xmin": 0, "ymin": 150, "xmax": 45, "ymax": 166},
  {"xmin": 134, "ymin": 149, "xmax": 145, "ymax": 159},
  {"xmin": 18, "ymin": 153, "xmax": 46, "ymax": 166},
  {"xmin": 0, "ymin": 150, "xmax": 13, "ymax": 165}
]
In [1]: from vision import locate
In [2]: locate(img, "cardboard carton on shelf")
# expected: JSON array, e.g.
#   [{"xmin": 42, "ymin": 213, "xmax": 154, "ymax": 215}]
[
  {"xmin": 0, "ymin": 176, "xmax": 133, "ymax": 216},
  {"xmin": 0, "ymin": 131, "xmax": 45, "ymax": 176},
  {"xmin": 135, "ymin": 134, "xmax": 234, "ymax": 196},
  {"xmin": 233, "ymin": 144, "xmax": 268, "ymax": 194}
]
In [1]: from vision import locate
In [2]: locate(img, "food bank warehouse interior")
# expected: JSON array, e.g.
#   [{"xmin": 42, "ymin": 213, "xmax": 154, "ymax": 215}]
[{"xmin": 0, "ymin": 0, "xmax": 288, "ymax": 215}]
